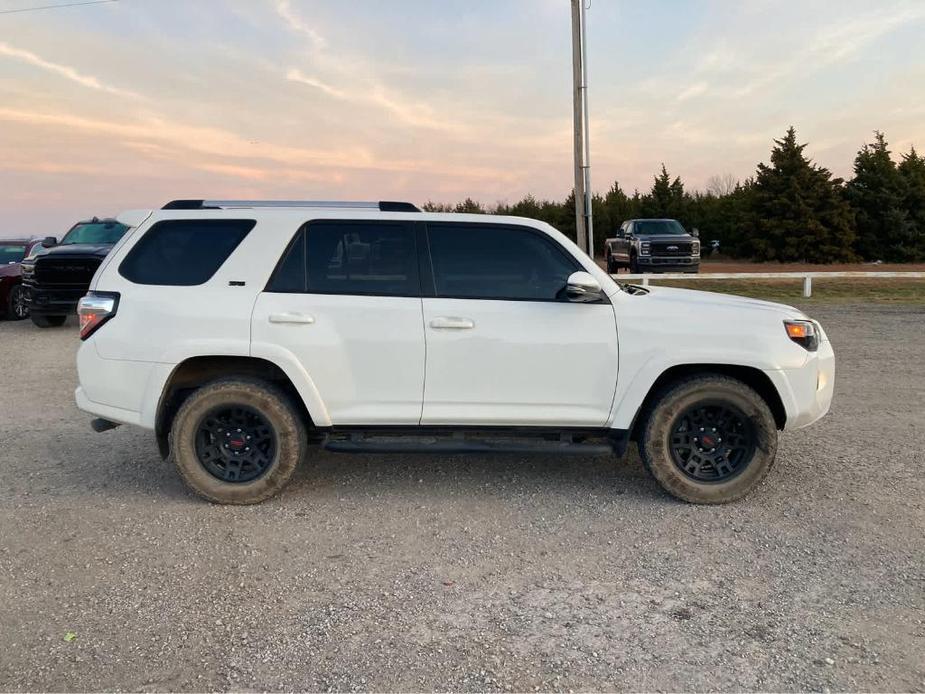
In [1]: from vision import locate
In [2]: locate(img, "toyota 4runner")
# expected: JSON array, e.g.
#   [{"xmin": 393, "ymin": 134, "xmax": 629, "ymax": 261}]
[{"xmin": 75, "ymin": 200, "xmax": 834, "ymax": 505}]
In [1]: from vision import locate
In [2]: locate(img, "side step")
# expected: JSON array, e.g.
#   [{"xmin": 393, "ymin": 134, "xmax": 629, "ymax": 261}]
[{"xmin": 322, "ymin": 428, "xmax": 624, "ymax": 456}]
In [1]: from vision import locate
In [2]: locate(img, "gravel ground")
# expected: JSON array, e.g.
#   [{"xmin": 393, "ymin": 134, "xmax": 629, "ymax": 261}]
[{"xmin": 1, "ymin": 304, "xmax": 923, "ymax": 692}]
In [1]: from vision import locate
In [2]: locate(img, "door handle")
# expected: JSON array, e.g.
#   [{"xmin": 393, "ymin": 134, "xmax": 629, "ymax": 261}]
[
  {"xmin": 430, "ymin": 316, "xmax": 474, "ymax": 330},
  {"xmin": 269, "ymin": 312, "xmax": 315, "ymax": 324}
]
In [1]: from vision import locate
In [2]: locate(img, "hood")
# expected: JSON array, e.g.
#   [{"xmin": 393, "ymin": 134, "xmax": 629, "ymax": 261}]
[
  {"xmin": 0, "ymin": 261, "xmax": 21, "ymax": 278},
  {"xmin": 34, "ymin": 243, "xmax": 113, "ymax": 259},
  {"xmin": 636, "ymin": 284, "xmax": 805, "ymax": 318}
]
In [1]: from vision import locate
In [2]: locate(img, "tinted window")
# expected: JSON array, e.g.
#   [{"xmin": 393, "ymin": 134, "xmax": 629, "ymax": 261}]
[
  {"xmin": 304, "ymin": 221, "xmax": 418, "ymax": 296},
  {"xmin": 267, "ymin": 231, "xmax": 306, "ymax": 293},
  {"xmin": 119, "ymin": 219, "xmax": 254, "ymax": 286},
  {"xmin": 633, "ymin": 220, "xmax": 686, "ymax": 236},
  {"xmin": 61, "ymin": 221, "xmax": 128, "ymax": 245},
  {"xmin": 427, "ymin": 223, "xmax": 578, "ymax": 301}
]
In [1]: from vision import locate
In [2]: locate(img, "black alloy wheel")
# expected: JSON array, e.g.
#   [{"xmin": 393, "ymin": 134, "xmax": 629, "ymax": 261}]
[
  {"xmin": 9, "ymin": 285, "xmax": 29, "ymax": 319},
  {"xmin": 194, "ymin": 405, "xmax": 277, "ymax": 483},
  {"xmin": 669, "ymin": 402, "xmax": 756, "ymax": 482}
]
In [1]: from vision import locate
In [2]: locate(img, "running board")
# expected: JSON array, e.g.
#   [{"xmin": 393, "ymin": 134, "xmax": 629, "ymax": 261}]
[{"xmin": 321, "ymin": 428, "xmax": 625, "ymax": 456}]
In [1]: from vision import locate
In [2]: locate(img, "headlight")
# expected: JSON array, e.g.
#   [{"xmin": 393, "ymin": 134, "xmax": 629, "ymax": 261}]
[
  {"xmin": 784, "ymin": 320, "xmax": 818, "ymax": 351},
  {"xmin": 692, "ymin": 240, "xmax": 700, "ymax": 256},
  {"xmin": 640, "ymin": 241, "xmax": 650, "ymax": 256}
]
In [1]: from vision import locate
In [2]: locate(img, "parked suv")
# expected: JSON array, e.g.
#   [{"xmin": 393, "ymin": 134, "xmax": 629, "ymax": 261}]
[
  {"xmin": 22, "ymin": 217, "xmax": 129, "ymax": 327},
  {"xmin": 605, "ymin": 218, "xmax": 700, "ymax": 274},
  {"xmin": 75, "ymin": 200, "xmax": 834, "ymax": 505}
]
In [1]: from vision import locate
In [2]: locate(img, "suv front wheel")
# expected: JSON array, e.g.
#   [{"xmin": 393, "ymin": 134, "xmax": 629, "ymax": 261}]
[
  {"xmin": 169, "ymin": 378, "xmax": 307, "ymax": 504},
  {"xmin": 638, "ymin": 375, "xmax": 778, "ymax": 504}
]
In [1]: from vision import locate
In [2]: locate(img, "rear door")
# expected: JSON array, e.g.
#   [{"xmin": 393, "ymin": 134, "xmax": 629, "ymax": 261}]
[
  {"xmin": 251, "ymin": 219, "xmax": 426, "ymax": 425},
  {"xmin": 420, "ymin": 222, "xmax": 618, "ymax": 426}
]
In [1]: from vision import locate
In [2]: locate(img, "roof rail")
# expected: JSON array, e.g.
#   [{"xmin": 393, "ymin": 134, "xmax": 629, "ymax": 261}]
[{"xmin": 161, "ymin": 199, "xmax": 421, "ymax": 212}]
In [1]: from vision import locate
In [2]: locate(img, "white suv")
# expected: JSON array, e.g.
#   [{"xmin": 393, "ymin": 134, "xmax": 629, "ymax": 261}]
[{"xmin": 75, "ymin": 200, "xmax": 835, "ymax": 505}]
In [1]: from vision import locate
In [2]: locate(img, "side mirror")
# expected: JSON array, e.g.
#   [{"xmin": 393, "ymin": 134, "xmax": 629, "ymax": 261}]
[
  {"xmin": 565, "ymin": 271, "xmax": 604, "ymax": 303},
  {"xmin": 42, "ymin": 236, "xmax": 57, "ymax": 248},
  {"xmin": 691, "ymin": 228, "xmax": 700, "ymax": 238}
]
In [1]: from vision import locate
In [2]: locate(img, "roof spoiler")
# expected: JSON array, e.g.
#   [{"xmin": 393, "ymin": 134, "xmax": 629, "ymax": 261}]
[{"xmin": 162, "ymin": 200, "xmax": 421, "ymax": 212}]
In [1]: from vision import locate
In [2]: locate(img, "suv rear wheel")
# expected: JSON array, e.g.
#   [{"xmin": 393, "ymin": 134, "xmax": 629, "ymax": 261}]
[
  {"xmin": 638, "ymin": 375, "xmax": 778, "ymax": 504},
  {"xmin": 169, "ymin": 378, "xmax": 307, "ymax": 504}
]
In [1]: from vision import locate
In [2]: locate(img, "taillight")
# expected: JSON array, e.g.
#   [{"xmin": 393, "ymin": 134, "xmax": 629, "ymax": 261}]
[{"xmin": 77, "ymin": 291, "xmax": 120, "ymax": 340}]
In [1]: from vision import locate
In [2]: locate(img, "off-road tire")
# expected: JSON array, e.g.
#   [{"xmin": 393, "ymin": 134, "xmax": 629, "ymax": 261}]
[
  {"xmin": 606, "ymin": 254, "xmax": 618, "ymax": 274},
  {"xmin": 31, "ymin": 314, "xmax": 67, "ymax": 327},
  {"xmin": 169, "ymin": 378, "xmax": 307, "ymax": 504},
  {"xmin": 638, "ymin": 374, "xmax": 778, "ymax": 504},
  {"xmin": 629, "ymin": 253, "xmax": 640, "ymax": 274}
]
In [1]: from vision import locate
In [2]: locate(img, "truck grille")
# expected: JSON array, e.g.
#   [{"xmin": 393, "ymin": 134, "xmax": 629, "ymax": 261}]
[
  {"xmin": 31, "ymin": 258, "xmax": 101, "ymax": 286},
  {"xmin": 650, "ymin": 242, "xmax": 692, "ymax": 256}
]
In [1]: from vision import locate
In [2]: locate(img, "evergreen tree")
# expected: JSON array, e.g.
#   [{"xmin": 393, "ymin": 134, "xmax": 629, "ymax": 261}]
[
  {"xmin": 846, "ymin": 132, "xmax": 917, "ymax": 261},
  {"xmin": 641, "ymin": 164, "xmax": 687, "ymax": 221},
  {"xmin": 898, "ymin": 146, "xmax": 925, "ymax": 260},
  {"xmin": 454, "ymin": 198, "xmax": 486, "ymax": 214},
  {"xmin": 744, "ymin": 127, "xmax": 856, "ymax": 263}
]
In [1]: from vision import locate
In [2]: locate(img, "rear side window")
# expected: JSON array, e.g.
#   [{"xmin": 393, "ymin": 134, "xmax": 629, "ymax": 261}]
[
  {"xmin": 426, "ymin": 223, "xmax": 578, "ymax": 301},
  {"xmin": 269, "ymin": 220, "xmax": 419, "ymax": 296},
  {"xmin": 119, "ymin": 219, "xmax": 254, "ymax": 286}
]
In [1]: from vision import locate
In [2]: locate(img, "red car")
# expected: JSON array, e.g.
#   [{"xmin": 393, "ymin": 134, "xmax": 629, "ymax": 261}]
[{"xmin": 1, "ymin": 238, "xmax": 41, "ymax": 320}]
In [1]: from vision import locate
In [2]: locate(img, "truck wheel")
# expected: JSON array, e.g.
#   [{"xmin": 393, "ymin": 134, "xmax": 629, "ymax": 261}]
[
  {"xmin": 169, "ymin": 378, "xmax": 307, "ymax": 504},
  {"xmin": 638, "ymin": 374, "xmax": 778, "ymax": 504},
  {"xmin": 629, "ymin": 253, "xmax": 640, "ymax": 274},
  {"xmin": 606, "ymin": 254, "xmax": 618, "ymax": 274},
  {"xmin": 7, "ymin": 285, "xmax": 29, "ymax": 320},
  {"xmin": 31, "ymin": 314, "xmax": 67, "ymax": 327}
]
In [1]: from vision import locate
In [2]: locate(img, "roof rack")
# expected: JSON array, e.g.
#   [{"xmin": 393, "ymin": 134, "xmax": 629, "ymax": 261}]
[{"xmin": 162, "ymin": 200, "xmax": 421, "ymax": 212}]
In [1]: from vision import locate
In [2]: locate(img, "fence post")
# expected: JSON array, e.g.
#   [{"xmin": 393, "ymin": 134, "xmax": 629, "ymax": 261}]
[
  {"xmin": 642, "ymin": 276, "xmax": 649, "ymax": 287},
  {"xmin": 802, "ymin": 276, "xmax": 812, "ymax": 298}
]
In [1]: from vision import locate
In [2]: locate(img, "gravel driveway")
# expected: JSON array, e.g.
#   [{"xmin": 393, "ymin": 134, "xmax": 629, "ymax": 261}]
[{"xmin": 1, "ymin": 304, "xmax": 923, "ymax": 692}]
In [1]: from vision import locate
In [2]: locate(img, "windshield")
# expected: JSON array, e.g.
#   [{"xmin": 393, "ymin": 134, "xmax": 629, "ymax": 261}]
[
  {"xmin": 633, "ymin": 220, "xmax": 687, "ymax": 236},
  {"xmin": 61, "ymin": 222, "xmax": 128, "ymax": 246},
  {"xmin": 0, "ymin": 244, "xmax": 27, "ymax": 264}
]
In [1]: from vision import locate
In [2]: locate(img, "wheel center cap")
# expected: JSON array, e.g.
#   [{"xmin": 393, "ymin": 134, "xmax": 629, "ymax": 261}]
[
  {"xmin": 229, "ymin": 436, "xmax": 246, "ymax": 450},
  {"xmin": 701, "ymin": 434, "xmax": 716, "ymax": 448}
]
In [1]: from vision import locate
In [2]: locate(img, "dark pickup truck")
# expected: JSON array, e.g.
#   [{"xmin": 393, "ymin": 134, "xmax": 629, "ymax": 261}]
[
  {"xmin": 22, "ymin": 218, "xmax": 129, "ymax": 327},
  {"xmin": 604, "ymin": 218, "xmax": 700, "ymax": 274}
]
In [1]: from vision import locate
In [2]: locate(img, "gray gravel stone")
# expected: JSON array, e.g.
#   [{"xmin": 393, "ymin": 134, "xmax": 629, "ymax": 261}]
[{"xmin": 0, "ymin": 305, "xmax": 923, "ymax": 691}]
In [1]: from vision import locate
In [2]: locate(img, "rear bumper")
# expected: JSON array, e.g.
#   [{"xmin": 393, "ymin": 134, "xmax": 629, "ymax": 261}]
[{"xmin": 75, "ymin": 340, "xmax": 173, "ymax": 430}]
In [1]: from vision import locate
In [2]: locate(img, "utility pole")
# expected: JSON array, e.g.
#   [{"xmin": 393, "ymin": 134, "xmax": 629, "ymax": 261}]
[{"xmin": 571, "ymin": 0, "xmax": 593, "ymax": 257}]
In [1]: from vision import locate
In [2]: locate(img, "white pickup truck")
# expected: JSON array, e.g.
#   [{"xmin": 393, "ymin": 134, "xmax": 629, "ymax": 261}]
[{"xmin": 75, "ymin": 200, "xmax": 834, "ymax": 505}]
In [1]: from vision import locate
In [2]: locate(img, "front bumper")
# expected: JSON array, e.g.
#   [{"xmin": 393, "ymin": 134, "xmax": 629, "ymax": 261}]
[
  {"xmin": 637, "ymin": 256, "xmax": 699, "ymax": 272},
  {"xmin": 23, "ymin": 285, "xmax": 84, "ymax": 315},
  {"xmin": 767, "ymin": 338, "xmax": 835, "ymax": 430}
]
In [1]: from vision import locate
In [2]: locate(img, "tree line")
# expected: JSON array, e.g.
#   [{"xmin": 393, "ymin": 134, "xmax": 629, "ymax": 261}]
[{"xmin": 423, "ymin": 127, "xmax": 925, "ymax": 263}]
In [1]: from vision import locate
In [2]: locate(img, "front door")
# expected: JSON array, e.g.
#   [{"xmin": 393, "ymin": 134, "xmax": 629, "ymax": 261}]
[
  {"xmin": 251, "ymin": 219, "xmax": 425, "ymax": 425},
  {"xmin": 420, "ymin": 222, "xmax": 618, "ymax": 426}
]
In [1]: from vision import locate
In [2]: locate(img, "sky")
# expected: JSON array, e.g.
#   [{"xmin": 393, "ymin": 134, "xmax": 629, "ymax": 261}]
[{"xmin": 1, "ymin": 0, "xmax": 925, "ymax": 236}]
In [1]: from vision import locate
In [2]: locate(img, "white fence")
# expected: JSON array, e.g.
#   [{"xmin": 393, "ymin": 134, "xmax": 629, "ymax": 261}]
[{"xmin": 613, "ymin": 271, "xmax": 925, "ymax": 297}]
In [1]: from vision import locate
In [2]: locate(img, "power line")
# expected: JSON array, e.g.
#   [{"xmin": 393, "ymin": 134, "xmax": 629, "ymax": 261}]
[{"xmin": 0, "ymin": 0, "xmax": 118, "ymax": 15}]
